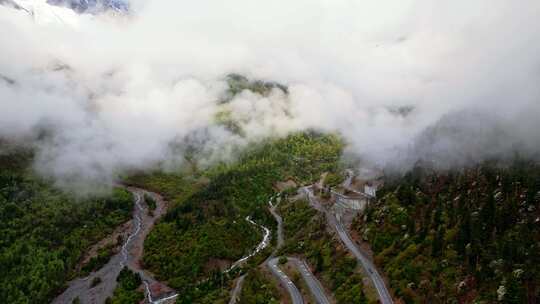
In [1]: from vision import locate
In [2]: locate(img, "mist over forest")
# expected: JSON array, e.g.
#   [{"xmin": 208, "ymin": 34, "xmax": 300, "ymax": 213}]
[{"xmin": 2, "ymin": 0, "xmax": 540, "ymax": 191}]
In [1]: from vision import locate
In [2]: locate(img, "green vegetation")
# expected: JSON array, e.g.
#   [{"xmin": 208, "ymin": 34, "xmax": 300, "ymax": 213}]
[
  {"xmin": 91, "ymin": 277, "xmax": 102, "ymax": 288},
  {"xmin": 144, "ymin": 193, "xmax": 157, "ymax": 211},
  {"xmin": 215, "ymin": 109, "xmax": 244, "ymax": 136},
  {"xmin": 280, "ymin": 199, "xmax": 317, "ymax": 240},
  {"xmin": 324, "ymin": 172, "xmax": 345, "ymax": 187},
  {"xmin": 130, "ymin": 132, "xmax": 343, "ymax": 303},
  {"xmin": 0, "ymin": 152, "xmax": 134, "ymax": 304},
  {"xmin": 81, "ymin": 243, "xmax": 116, "ymax": 275},
  {"xmin": 335, "ymin": 275, "xmax": 369, "ymax": 304},
  {"xmin": 125, "ymin": 172, "xmax": 197, "ymax": 207},
  {"xmin": 106, "ymin": 267, "xmax": 144, "ymax": 304},
  {"xmin": 356, "ymin": 160, "xmax": 540, "ymax": 303},
  {"xmin": 144, "ymin": 193, "xmax": 157, "ymax": 216},
  {"xmin": 279, "ymin": 198, "xmax": 368, "ymax": 304},
  {"xmin": 239, "ymin": 269, "xmax": 281, "ymax": 304},
  {"xmin": 224, "ymin": 73, "xmax": 288, "ymax": 101}
]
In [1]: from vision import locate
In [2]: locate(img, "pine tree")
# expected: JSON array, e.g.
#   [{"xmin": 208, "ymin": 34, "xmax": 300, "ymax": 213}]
[
  {"xmin": 456, "ymin": 213, "xmax": 471, "ymax": 255},
  {"xmin": 503, "ymin": 275, "xmax": 525, "ymax": 304},
  {"xmin": 480, "ymin": 188, "xmax": 495, "ymax": 242},
  {"xmin": 431, "ymin": 227, "xmax": 445, "ymax": 257}
]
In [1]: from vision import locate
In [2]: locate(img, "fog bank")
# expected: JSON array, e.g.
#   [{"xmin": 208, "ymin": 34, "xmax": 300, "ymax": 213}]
[{"xmin": 1, "ymin": 0, "xmax": 540, "ymax": 189}]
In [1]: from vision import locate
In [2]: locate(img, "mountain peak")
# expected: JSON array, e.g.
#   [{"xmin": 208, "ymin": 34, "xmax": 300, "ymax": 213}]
[{"xmin": 46, "ymin": 0, "xmax": 128, "ymax": 13}]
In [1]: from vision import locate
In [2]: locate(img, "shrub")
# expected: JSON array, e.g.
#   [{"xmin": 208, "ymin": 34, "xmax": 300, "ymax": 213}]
[{"xmin": 91, "ymin": 277, "xmax": 102, "ymax": 288}]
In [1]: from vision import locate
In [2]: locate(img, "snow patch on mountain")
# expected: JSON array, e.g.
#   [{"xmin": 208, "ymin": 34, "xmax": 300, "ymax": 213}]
[
  {"xmin": 4, "ymin": 0, "xmax": 81, "ymax": 25},
  {"xmin": 47, "ymin": 0, "xmax": 128, "ymax": 13},
  {"xmin": 0, "ymin": 0, "xmax": 127, "ymax": 25}
]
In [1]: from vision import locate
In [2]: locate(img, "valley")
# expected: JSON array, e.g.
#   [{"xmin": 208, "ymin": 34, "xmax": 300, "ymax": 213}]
[
  {"xmin": 2, "ymin": 0, "xmax": 540, "ymax": 302},
  {"xmin": 1, "ymin": 133, "xmax": 539, "ymax": 304},
  {"xmin": 53, "ymin": 188, "xmax": 176, "ymax": 304}
]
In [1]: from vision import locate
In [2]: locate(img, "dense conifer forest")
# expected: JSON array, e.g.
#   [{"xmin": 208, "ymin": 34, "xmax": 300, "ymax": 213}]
[{"xmin": 355, "ymin": 160, "xmax": 540, "ymax": 303}]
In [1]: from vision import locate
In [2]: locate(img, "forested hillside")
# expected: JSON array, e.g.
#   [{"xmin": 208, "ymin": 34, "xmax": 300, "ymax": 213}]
[
  {"xmin": 238, "ymin": 268, "xmax": 281, "ymax": 304},
  {"xmin": 355, "ymin": 160, "xmax": 540, "ymax": 303},
  {"xmin": 0, "ymin": 150, "xmax": 134, "ymax": 303},
  {"xmin": 128, "ymin": 132, "xmax": 344, "ymax": 303},
  {"xmin": 2, "ymin": 1, "xmax": 539, "ymax": 303}
]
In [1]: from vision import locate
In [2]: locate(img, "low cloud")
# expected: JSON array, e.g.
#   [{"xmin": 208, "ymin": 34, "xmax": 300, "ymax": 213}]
[{"xmin": 1, "ymin": 0, "xmax": 540, "ymax": 189}]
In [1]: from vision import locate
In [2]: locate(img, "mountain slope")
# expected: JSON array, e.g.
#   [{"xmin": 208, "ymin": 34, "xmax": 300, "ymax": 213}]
[
  {"xmin": 126, "ymin": 132, "xmax": 344, "ymax": 303},
  {"xmin": 0, "ymin": 150, "xmax": 134, "ymax": 303},
  {"xmin": 355, "ymin": 161, "xmax": 540, "ymax": 303}
]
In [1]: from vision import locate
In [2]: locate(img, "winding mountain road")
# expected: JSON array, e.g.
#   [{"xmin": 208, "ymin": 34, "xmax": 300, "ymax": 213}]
[
  {"xmin": 265, "ymin": 196, "xmax": 303, "ymax": 304},
  {"xmin": 303, "ymin": 185, "xmax": 393, "ymax": 304},
  {"xmin": 231, "ymin": 194, "xmax": 333, "ymax": 304},
  {"xmin": 334, "ymin": 218, "xmax": 393, "ymax": 304},
  {"xmin": 268, "ymin": 197, "xmax": 284, "ymax": 248},
  {"xmin": 288, "ymin": 257, "xmax": 330, "ymax": 304},
  {"xmin": 268, "ymin": 257, "xmax": 304, "ymax": 304},
  {"xmin": 228, "ymin": 274, "xmax": 246, "ymax": 304},
  {"xmin": 266, "ymin": 195, "xmax": 331, "ymax": 304}
]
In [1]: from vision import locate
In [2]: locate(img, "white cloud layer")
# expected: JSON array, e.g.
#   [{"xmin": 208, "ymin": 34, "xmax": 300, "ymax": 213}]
[{"xmin": 1, "ymin": 0, "xmax": 540, "ymax": 188}]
